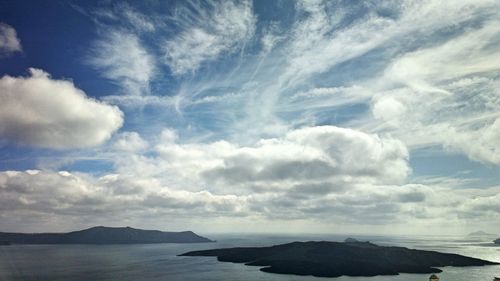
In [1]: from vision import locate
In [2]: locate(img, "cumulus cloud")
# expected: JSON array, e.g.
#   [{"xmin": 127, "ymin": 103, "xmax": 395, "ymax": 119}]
[
  {"xmin": 2, "ymin": 126, "xmax": 500, "ymax": 233},
  {"xmin": 90, "ymin": 30, "xmax": 155, "ymax": 95},
  {"xmin": 163, "ymin": 0, "xmax": 256, "ymax": 75},
  {"xmin": 196, "ymin": 126, "xmax": 410, "ymax": 188},
  {"xmin": 2, "ymin": 167, "xmax": 499, "ymax": 233},
  {"xmin": 0, "ymin": 68, "xmax": 123, "ymax": 149},
  {"xmin": 0, "ymin": 170, "xmax": 248, "ymax": 231},
  {"xmin": 0, "ymin": 23, "xmax": 21, "ymax": 56},
  {"xmin": 109, "ymin": 126, "xmax": 411, "ymax": 200}
]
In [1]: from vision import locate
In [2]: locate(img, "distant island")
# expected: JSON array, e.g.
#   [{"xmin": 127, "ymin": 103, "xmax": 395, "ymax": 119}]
[
  {"xmin": 343, "ymin": 237, "xmax": 361, "ymax": 243},
  {"xmin": 0, "ymin": 226, "xmax": 213, "ymax": 244},
  {"xmin": 495, "ymin": 238, "xmax": 500, "ymax": 245},
  {"xmin": 467, "ymin": 231, "xmax": 496, "ymax": 237},
  {"xmin": 180, "ymin": 240, "xmax": 498, "ymax": 278}
]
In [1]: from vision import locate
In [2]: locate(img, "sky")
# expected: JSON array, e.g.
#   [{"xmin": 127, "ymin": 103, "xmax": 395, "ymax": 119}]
[{"xmin": 0, "ymin": 0, "xmax": 500, "ymax": 235}]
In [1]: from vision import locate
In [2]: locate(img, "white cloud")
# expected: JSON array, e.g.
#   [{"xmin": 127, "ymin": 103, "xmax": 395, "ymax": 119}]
[
  {"xmin": 2, "ymin": 166, "xmax": 500, "ymax": 233},
  {"xmin": 0, "ymin": 170, "xmax": 249, "ymax": 231},
  {"xmin": 163, "ymin": 0, "xmax": 256, "ymax": 75},
  {"xmin": 143, "ymin": 126, "xmax": 410, "ymax": 197},
  {"xmin": 219, "ymin": 0, "xmax": 499, "ymax": 142},
  {"xmin": 1, "ymin": 125, "xmax": 499, "ymax": 233},
  {"xmin": 260, "ymin": 22, "xmax": 285, "ymax": 54},
  {"xmin": 102, "ymin": 94, "xmax": 176, "ymax": 108},
  {"xmin": 353, "ymin": 18, "xmax": 500, "ymax": 164},
  {"xmin": 90, "ymin": 3, "xmax": 156, "ymax": 32},
  {"xmin": 90, "ymin": 30, "xmax": 155, "ymax": 95},
  {"xmin": 444, "ymin": 119, "xmax": 500, "ymax": 165},
  {"xmin": 372, "ymin": 96, "xmax": 407, "ymax": 127},
  {"xmin": 122, "ymin": 6, "xmax": 155, "ymax": 32},
  {"xmin": 0, "ymin": 23, "xmax": 21, "ymax": 56},
  {"xmin": 284, "ymin": 0, "xmax": 497, "ymax": 83},
  {"xmin": 0, "ymin": 68, "xmax": 123, "ymax": 149},
  {"xmin": 113, "ymin": 132, "xmax": 149, "ymax": 152},
  {"xmin": 4, "ymin": 1, "xmax": 500, "ymax": 234}
]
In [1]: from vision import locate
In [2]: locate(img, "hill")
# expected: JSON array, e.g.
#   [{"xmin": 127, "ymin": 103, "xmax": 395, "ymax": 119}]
[{"xmin": 0, "ymin": 226, "xmax": 213, "ymax": 244}]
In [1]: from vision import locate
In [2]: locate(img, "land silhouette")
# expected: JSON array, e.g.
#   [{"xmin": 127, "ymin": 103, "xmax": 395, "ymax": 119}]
[
  {"xmin": 181, "ymin": 240, "xmax": 498, "ymax": 277},
  {"xmin": 0, "ymin": 226, "xmax": 213, "ymax": 244}
]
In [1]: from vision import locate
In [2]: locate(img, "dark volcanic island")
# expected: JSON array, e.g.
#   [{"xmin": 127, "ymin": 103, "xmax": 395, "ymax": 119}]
[
  {"xmin": 0, "ymin": 226, "xmax": 213, "ymax": 244},
  {"xmin": 180, "ymin": 240, "xmax": 498, "ymax": 277}
]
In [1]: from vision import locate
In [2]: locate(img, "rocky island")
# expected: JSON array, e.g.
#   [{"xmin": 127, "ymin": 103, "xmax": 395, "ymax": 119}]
[
  {"xmin": 0, "ymin": 226, "xmax": 213, "ymax": 244},
  {"xmin": 180, "ymin": 240, "xmax": 498, "ymax": 277}
]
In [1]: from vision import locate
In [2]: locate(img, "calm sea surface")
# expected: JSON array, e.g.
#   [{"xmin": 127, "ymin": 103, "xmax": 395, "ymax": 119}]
[{"xmin": 0, "ymin": 233, "xmax": 499, "ymax": 281}]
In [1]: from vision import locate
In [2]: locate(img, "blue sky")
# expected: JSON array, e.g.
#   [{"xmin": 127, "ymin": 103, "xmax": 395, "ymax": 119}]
[{"xmin": 1, "ymin": 0, "xmax": 500, "ymax": 234}]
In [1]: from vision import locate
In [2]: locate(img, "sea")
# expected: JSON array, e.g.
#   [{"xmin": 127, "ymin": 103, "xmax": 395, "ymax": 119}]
[{"xmin": 0, "ymin": 233, "xmax": 499, "ymax": 281}]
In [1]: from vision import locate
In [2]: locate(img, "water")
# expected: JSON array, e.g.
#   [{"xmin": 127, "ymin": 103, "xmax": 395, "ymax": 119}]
[{"xmin": 0, "ymin": 233, "xmax": 499, "ymax": 281}]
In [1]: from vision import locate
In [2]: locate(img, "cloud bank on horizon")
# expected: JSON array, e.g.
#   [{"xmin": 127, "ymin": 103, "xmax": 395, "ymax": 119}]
[{"xmin": 0, "ymin": 0, "xmax": 500, "ymax": 234}]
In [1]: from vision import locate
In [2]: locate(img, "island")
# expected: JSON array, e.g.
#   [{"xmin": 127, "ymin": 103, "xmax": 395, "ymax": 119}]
[
  {"xmin": 0, "ymin": 226, "xmax": 213, "ymax": 244},
  {"xmin": 344, "ymin": 237, "xmax": 361, "ymax": 243},
  {"xmin": 180, "ymin": 240, "xmax": 498, "ymax": 278},
  {"xmin": 495, "ymin": 238, "xmax": 500, "ymax": 245},
  {"xmin": 467, "ymin": 231, "xmax": 495, "ymax": 237}
]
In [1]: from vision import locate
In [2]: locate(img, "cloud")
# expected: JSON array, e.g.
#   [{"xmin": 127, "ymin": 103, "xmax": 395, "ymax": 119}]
[
  {"xmin": 0, "ymin": 68, "xmax": 123, "ymax": 149},
  {"xmin": 113, "ymin": 131, "xmax": 149, "ymax": 152},
  {"xmin": 2, "ymin": 167, "xmax": 499, "ymax": 233},
  {"xmin": 102, "ymin": 126, "xmax": 410, "ymax": 201},
  {"xmin": 90, "ymin": 2, "xmax": 156, "ymax": 32},
  {"xmin": 355, "ymin": 17, "xmax": 500, "ymax": 164},
  {"xmin": 0, "ymin": 23, "xmax": 22, "ymax": 56},
  {"xmin": 163, "ymin": 0, "xmax": 256, "ymax": 75},
  {"xmin": 164, "ymin": 0, "xmax": 498, "ymax": 142},
  {"xmin": 0, "ymin": 170, "xmax": 249, "ymax": 231},
  {"xmin": 121, "ymin": 5, "xmax": 155, "ymax": 32},
  {"xmin": 3, "ymin": 1, "xmax": 500, "ymax": 234},
  {"xmin": 102, "ymin": 94, "xmax": 176, "ymax": 108},
  {"xmin": 1, "ymin": 126, "xmax": 499, "ymax": 233},
  {"xmin": 196, "ymin": 126, "xmax": 410, "ymax": 187},
  {"xmin": 372, "ymin": 97, "xmax": 406, "ymax": 127},
  {"xmin": 90, "ymin": 30, "xmax": 155, "ymax": 95}
]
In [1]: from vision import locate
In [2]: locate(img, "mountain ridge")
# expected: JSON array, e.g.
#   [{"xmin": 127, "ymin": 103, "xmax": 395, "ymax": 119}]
[{"xmin": 0, "ymin": 226, "xmax": 213, "ymax": 244}]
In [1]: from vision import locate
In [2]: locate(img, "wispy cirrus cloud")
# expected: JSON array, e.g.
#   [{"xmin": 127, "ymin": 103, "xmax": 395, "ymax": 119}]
[
  {"xmin": 89, "ymin": 30, "xmax": 156, "ymax": 96},
  {"xmin": 163, "ymin": 0, "xmax": 256, "ymax": 75},
  {"xmin": 158, "ymin": 0, "xmax": 500, "ymax": 145},
  {"xmin": 0, "ymin": 23, "xmax": 21, "ymax": 56},
  {"xmin": 353, "ymin": 17, "xmax": 500, "ymax": 164}
]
